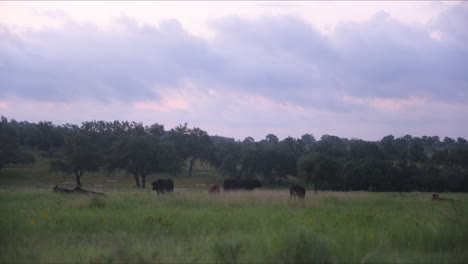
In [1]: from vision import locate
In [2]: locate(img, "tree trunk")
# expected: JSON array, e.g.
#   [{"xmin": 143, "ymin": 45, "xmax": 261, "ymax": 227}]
[
  {"xmin": 134, "ymin": 175, "xmax": 141, "ymax": 188},
  {"xmin": 314, "ymin": 183, "xmax": 318, "ymax": 194},
  {"xmin": 75, "ymin": 171, "xmax": 82, "ymax": 187},
  {"xmin": 141, "ymin": 175, "xmax": 146, "ymax": 189},
  {"xmin": 188, "ymin": 158, "xmax": 196, "ymax": 177}
]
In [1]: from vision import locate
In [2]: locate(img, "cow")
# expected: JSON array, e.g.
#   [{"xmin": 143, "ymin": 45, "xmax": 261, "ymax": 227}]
[
  {"xmin": 152, "ymin": 179, "xmax": 174, "ymax": 194},
  {"xmin": 223, "ymin": 178, "xmax": 241, "ymax": 191},
  {"xmin": 209, "ymin": 184, "xmax": 221, "ymax": 194},
  {"xmin": 432, "ymin": 193, "xmax": 455, "ymax": 201},
  {"xmin": 290, "ymin": 185, "xmax": 306, "ymax": 199},
  {"xmin": 241, "ymin": 179, "xmax": 262, "ymax": 190},
  {"xmin": 223, "ymin": 178, "xmax": 262, "ymax": 191}
]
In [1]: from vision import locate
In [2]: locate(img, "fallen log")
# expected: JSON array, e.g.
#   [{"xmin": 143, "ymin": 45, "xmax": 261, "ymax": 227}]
[
  {"xmin": 72, "ymin": 186, "xmax": 106, "ymax": 196},
  {"xmin": 52, "ymin": 185, "xmax": 105, "ymax": 196},
  {"xmin": 53, "ymin": 185, "xmax": 73, "ymax": 194}
]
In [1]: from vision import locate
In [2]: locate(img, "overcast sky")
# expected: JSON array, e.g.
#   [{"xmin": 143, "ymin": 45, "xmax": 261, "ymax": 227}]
[{"xmin": 0, "ymin": 1, "xmax": 467, "ymax": 141}]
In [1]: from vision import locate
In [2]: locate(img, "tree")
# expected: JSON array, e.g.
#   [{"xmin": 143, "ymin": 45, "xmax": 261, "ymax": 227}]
[
  {"xmin": 443, "ymin": 137, "xmax": 456, "ymax": 147},
  {"xmin": 213, "ymin": 142, "xmax": 242, "ymax": 178},
  {"xmin": 107, "ymin": 135, "xmax": 156, "ymax": 188},
  {"xmin": 0, "ymin": 117, "xmax": 36, "ymax": 169},
  {"xmin": 298, "ymin": 152, "xmax": 342, "ymax": 194},
  {"xmin": 147, "ymin": 123, "xmax": 165, "ymax": 139},
  {"xmin": 35, "ymin": 121, "xmax": 64, "ymax": 151},
  {"xmin": 408, "ymin": 141, "xmax": 426, "ymax": 162},
  {"xmin": 315, "ymin": 135, "xmax": 347, "ymax": 158},
  {"xmin": 242, "ymin": 136, "xmax": 255, "ymax": 145},
  {"xmin": 300, "ymin": 133, "xmax": 316, "ymax": 145},
  {"xmin": 264, "ymin": 134, "xmax": 279, "ymax": 144},
  {"xmin": 50, "ymin": 132, "xmax": 101, "ymax": 187},
  {"xmin": 343, "ymin": 158, "xmax": 394, "ymax": 191},
  {"xmin": 168, "ymin": 124, "xmax": 213, "ymax": 177},
  {"xmin": 349, "ymin": 139, "xmax": 384, "ymax": 160},
  {"xmin": 380, "ymin": 135, "xmax": 396, "ymax": 158},
  {"xmin": 107, "ymin": 135, "xmax": 183, "ymax": 188},
  {"xmin": 158, "ymin": 140, "xmax": 186, "ymax": 177}
]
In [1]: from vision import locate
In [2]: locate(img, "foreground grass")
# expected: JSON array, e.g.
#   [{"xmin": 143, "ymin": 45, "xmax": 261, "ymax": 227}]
[{"xmin": 0, "ymin": 189, "xmax": 467, "ymax": 263}]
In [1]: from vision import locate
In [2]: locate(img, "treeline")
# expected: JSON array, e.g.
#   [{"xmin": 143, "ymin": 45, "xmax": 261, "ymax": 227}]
[{"xmin": 1, "ymin": 116, "xmax": 468, "ymax": 192}]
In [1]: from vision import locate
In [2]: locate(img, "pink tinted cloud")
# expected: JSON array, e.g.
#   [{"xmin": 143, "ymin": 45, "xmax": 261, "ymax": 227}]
[
  {"xmin": 236, "ymin": 94, "xmax": 307, "ymax": 114},
  {"xmin": 134, "ymin": 97, "xmax": 189, "ymax": 112},
  {"xmin": 0, "ymin": 102, "xmax": 8, "ymax": 109},
  {"xmin": 133, "ymin": 92, "xmax": 192, "ymax": 112},
  {"xmin": 133, "ymin": 81, "xmax": 218, "ymax": 113}
]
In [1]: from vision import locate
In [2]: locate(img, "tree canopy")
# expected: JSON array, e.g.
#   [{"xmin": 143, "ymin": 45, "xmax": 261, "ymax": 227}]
[{"xmin": 1, "ymin": 116, "xmax": 467, "ymax": 192}]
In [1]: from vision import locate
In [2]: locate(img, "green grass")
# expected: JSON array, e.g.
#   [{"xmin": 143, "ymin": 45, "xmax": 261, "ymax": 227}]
[
  {"xmin": 1, "ymin": 149, "xmax": 467, "ymax": 263},
  {"xmin": 1, "ymin": 189, "xmax": 467, "ymax": 263}
]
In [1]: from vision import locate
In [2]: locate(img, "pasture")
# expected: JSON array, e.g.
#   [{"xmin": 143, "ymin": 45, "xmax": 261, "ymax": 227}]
[{"xmin": 1, "ymin": 188, "xmax": 467, "ymax": 263}]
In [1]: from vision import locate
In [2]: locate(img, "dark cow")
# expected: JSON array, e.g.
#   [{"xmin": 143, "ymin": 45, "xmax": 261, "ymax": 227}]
[
  {"xmin": 241, "ymin": 179, "xmax": 262, "ymax": 190},
  {"xmin": 223, "ymin": 178, "xmax": 241, "ymax": 191},
  {"xmin": 223, "ymin": 179, "xmax": 262, "ymax": 191},
  {"xmin": 152, "ymin": 179, "xmax": 174, "ymax": 194},
  {"xmin": 290, "ymin": 185, "xmax": 306, "ymax": 199},
  {"xmin": 432, "ymin": 193, "xmax": 455, "ymax": 201},
  {"xmin": 209, "ymin": 184, "xmax": 221, "ymax": 194}
]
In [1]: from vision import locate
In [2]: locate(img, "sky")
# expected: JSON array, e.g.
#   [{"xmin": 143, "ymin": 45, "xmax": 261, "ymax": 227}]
[{"xmin": 0, "ymin": 1, "xmax": 467, "ymax": 141}]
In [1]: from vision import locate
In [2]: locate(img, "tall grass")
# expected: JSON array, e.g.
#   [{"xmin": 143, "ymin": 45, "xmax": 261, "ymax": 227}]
[{"xmin": 1, "ymin": 189, "xmax": 467, "ymax": 263}]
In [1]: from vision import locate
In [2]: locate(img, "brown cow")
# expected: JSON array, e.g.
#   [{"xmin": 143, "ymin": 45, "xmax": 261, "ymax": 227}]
[
  {"xmin": 209, "ymin": 184, "xmax": 221, "ymax": 194},
  {"xmin": 432, "ymin": 193, "xmax": 455, "ymax": 201}
]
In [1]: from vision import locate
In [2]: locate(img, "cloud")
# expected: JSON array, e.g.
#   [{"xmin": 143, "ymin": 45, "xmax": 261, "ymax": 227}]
[
  {"xmin": 2, "ymin": 6, "xmax": 466, "ymax": 110},
  {"xmin": 0, "ymin": 101, "xmax": 8, "ymax": 109},
  {"xmin": 1, "ymin": 5, "xmax": 467, "ymax": 140},
  {"xmin": 331, "ymin": 8, "xmax": 468, "ymax": 103},
  {"xmin": 0, "ymin": 17, "xmax": 221, "ymax": 103}
]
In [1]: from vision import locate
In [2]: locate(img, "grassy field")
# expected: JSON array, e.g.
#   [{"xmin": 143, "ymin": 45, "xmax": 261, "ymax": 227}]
[
  {"xmin": 1, "ymin": 151, "xmax": 467, "ymax": 263},
  {"xmin": 1, "ymin": 188, "xmax": 467, "ymax": 263}
]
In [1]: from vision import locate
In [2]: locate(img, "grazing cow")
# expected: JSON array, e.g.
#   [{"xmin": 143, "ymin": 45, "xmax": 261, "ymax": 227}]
[
  {"xmin": 152, "ymin": 179, "xmax": 174, "ymax": 194},
  {"xmin": 223, "ymin": 178, "xmax": 262, "ymax": 191},
  {"xmin": 290, "ymin": 185, "xmax": 306, "ymax": 199},
  {"xmin": 223, "ymin": 178, "xmax": 241, "ymax": 191},
  {"xmin": 432, "ymin": 193, "xmax": 455, "ymax": 201},
  {"xmin": 241, "ymin": 179, "xmax": 262, "ymax": 190},
  {"xmin": 209, "ymin": 184, "xmax": 221, "ymax": 194}
]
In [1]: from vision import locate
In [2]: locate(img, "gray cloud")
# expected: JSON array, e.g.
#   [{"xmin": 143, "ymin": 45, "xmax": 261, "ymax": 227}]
[{"xmin": 1, "ymin": 5, "xmax": 467, "ymax": 110}]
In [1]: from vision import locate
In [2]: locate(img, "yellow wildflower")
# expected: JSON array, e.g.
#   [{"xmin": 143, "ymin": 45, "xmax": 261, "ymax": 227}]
[
  {"xmin": 309, "ymin": 218, "xmax": 314, "ymax": 222},
  {"xmin": 369, "ymin": 234, "xmax": 375, "ymax": 239},
  {"xmin": 29, "ymin": 220, "xmax": 35, "ymax": 225},
  {"xmin": 42, "ymin": 211, "xmax": 49, "ymax": 217}
]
